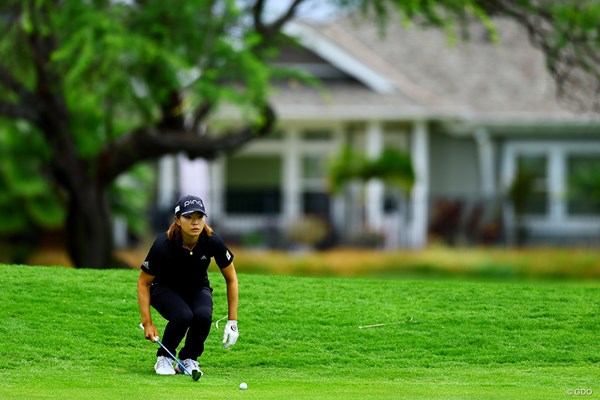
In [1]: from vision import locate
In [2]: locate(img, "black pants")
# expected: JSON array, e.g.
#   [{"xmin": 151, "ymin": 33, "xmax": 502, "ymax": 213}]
[{"xmin": 150, "ymin": 285, "xmax": 213, "ymax": 361}]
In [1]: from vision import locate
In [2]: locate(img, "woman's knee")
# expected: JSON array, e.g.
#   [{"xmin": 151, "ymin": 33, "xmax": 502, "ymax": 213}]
[
  {"xmin": 193, "ymin": 307, "xmax": 213, "ymax": 325},
  {"xmin": 170, "ymin": 308, "xmax": 194, "ymax": 324}
]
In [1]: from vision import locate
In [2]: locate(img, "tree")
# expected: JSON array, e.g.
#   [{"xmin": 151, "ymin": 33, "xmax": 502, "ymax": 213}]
[
  {"xmin": 328, "ymin": 146, "xmax": 414, "ymax": 194},
  {"xmin": 0, "ymin": 0, "xmax": 598, "ymax": 268},
  {"xmin": 1, "ymin": 0, "xmax": 280, "ymax": 268},
  {"xmin": 481, "ymin": 0, "xmax": 600, "ymax": 113},
  {"xmin": 360, "ymin": 0, "xmax": 600, "ymax": 112}
]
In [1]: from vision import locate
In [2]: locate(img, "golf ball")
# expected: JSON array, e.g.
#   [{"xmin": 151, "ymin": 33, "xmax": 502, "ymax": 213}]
[{"xmin": 240, "ymin": 382, "xmax": 248, "ymax": 390}]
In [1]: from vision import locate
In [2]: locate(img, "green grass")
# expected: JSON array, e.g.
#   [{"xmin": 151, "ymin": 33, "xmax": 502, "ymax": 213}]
[{"xmin": 0, "ymin": 264, "xmax": 598, "ymax": 399}]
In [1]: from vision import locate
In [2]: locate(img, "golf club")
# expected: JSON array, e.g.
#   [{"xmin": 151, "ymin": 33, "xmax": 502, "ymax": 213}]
[
  {"xmin": 138, "ymin": 323, "xmax": 202, "ymax": 381},
  {"xmin": 214, "ymin": 315, "xmax": 228, "ymax": 329}
]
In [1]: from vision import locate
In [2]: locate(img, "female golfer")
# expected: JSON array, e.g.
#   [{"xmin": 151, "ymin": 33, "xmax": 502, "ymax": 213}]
[{"xmin": 138, "ymin": 194, "xmax": 239, "ymax": 376}]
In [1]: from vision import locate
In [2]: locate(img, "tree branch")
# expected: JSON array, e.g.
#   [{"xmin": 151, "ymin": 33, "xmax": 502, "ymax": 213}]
[
  {"xmin": 253, "ymin": 0, "xmax": 305, "ymax": 39},
  {"xmin": 191, "ymin": 101, "xmax": 213, "ymax": 132},
  {"xmin": 481, "ymin": 0, "xmax": 600, "ymax": 113},
  {"xmin": 98, "ymin": 104, "xmax": 276, "ymax": 184},
  {"xmin": 0, "ymin": 65, "xmax": 40, "ymax": 123},
  {"xmin": 0, "ymin": 3, "xmax": 23, "ymax": 38},
  {"xmin": 0, "ymin": 64, "xmax": 35, "ymax": 101},
  {"xmin": 26, "ymin": 1, "xmax": 68, "ymax": 124},
  {"xmin": 0, "ymin": 100, "xmax": 39, "ymax": 122}
]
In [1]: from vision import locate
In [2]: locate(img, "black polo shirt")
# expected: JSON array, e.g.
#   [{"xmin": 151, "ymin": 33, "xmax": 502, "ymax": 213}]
[{"xmin": 141, "ymin": 231, "xmax": 234, "ymax": 292}]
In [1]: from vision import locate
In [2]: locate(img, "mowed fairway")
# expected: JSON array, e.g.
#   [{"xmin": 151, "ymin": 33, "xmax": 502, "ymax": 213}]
[{"xmin": 0, "ymin": 264, "xmax": 598, "ymax": 399}]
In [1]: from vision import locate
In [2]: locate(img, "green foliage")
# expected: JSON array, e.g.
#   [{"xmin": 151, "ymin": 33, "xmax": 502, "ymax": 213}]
[
  {"xmin": 0, "ymin": 122, "xmax": 65, "ymax": 234},
  {"xmin": 328, "ymin": 146, "xmax": 414, "ymax": 193},
  {"xmin": 0, "ymin": 265, "xmax": 598, "ymax": 399},
  {"xmin": 108, "ymin": 164, "xmax": 155, "ymax": 238},
  {"xmin": 345, "ymin": 0, "xmax": 499, "ymax": 43},
  {"xmin": 328, "ymin": 145, "xmax": 367, "ymax": 193},
  {"xmin": 0, "ymin": 0, "xmax": 282, "ymax": 242},
  {"xmin": 49, "ymin": 0, "xmax": 275, "ymax": 129},
  {"xmin": 364, "ymin": 147, "xmax": 415, "ymax": 188}
]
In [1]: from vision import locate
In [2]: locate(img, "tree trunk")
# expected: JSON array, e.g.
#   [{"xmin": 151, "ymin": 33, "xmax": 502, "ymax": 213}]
[{"xmin": 65, "ymin": 182, "xmax": 115, "ymax": 269}]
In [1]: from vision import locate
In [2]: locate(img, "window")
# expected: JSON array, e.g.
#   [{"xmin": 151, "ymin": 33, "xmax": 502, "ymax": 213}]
[
  {"xmin": 302, "ymin": 155, "xmax": 328, "ymax": 180},
  {"xmin": 504, "ymin": 141, "xmax": 600, "ymax": 224},
  {"xmin": 303, "ymin": 191, "xmax": 330, "ymax": 217},
  {"xmin": 302, "ymin": 129, "xmax": 331, "ymax": 141},
  {"xmin": 515, "ymin": 154, "xmax": 548, "ymax": 215},
  {"xmin": 568, "ymin": 155, "xmax": 600, "ymax": 215},
  {"xmin": 225, "ymin": 155, "xmax": 281, "ymax": 214},
  {"xmin": 302, "ymin": 155, "xmax": 331, "ymax": 218}
]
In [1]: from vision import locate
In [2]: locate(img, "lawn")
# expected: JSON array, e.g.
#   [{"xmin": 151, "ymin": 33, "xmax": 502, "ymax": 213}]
[{"xmin": 0, "ymin": 264, "xmax": 598, "ymax": 399}]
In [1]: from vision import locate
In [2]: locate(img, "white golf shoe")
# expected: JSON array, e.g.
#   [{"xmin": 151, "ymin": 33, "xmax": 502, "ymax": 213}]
[
  {"xmin": 154, "ymin": 356, "xmax": 176, "ymax": 375},
  {"xmin": 175, "ymin": 358, "xmax": 203, "ymax": 378}
]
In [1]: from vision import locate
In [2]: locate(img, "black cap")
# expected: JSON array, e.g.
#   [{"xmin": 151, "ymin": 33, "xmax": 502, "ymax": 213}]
[{"xmin": 174, "ymin": 195, "xmax": 207, "ymax": 216}]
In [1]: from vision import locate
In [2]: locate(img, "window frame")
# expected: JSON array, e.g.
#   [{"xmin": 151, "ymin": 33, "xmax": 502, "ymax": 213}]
[{"xmin": 502, "ymin": 140, "xmax": 600, "ymax": 235}]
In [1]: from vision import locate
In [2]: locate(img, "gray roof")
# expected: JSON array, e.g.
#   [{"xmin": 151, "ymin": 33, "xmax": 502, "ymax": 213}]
[
  {"xmin": 271, "ymin": 15, "xmax": 600, "ymax": 125},
  {"xmin": 270, "ymin": 81, "xmax": 432, "ymax": 122}
]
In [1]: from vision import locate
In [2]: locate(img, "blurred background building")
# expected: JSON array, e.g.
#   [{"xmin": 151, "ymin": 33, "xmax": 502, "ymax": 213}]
[{"xmin": 144, "ymin": 14, "xmax": 600, "ymax": 251}]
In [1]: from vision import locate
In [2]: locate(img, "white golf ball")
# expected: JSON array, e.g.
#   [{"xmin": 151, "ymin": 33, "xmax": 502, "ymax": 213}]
[{"xmin": 239, "ymin": 382, "xmax": 248, "ymax": 390}]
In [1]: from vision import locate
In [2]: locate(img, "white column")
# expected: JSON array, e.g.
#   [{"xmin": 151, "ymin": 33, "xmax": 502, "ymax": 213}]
[
  {"xmin": 549, "ymin": 146, "xmax": 566, "ymax": 221},
  {"xmin": 283, "ymin": 128, "xmax": 301, "ymax": 222},
  {"xmin": 178, "ymin": 155, "xmax": 210, "ymax": 202},
  {"xmin": 157, "ymin": 155, "xmax": 177, "ymax": 209},
  {"xmin": 475, "ymin": 127, "xmax": 495, "ymax": 198},
  {"xmin": 500, "ymin": 143, "xmax": 516, "ymax": 244},
  {"xmin": 331, "ymin": 125, "xmax": 347, "ymax": 233},
  {"xmin": 410, "ymin": 120, "xmax": 429, "ymax": 248},
  {"xmin": 209, "ymin": 157, "xmax": 225, "ymax": 220},
  {"xmin": 365, "ymin": 120, "xmax": 384, "ymax": 231},
  {"xmin": 113, "ymin": 216, "xmax": 128, "ymax": 249}
]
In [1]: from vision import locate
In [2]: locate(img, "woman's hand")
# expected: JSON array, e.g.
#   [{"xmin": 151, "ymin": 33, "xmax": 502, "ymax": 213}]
[
  {"xmin": 223, "ymin": 320, "xmax": 239, "ymax": 349},
  {"xmin": 142, "ymin": 322, "xmax": 159, "ymax": 342}
]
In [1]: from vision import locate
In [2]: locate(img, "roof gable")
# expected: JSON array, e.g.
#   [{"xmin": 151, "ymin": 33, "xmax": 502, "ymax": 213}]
[
  {"xmin": 272, "ymin": 36, "xmax": 358, "ymax": 82},
  {"xmin": 283, "ymin": 22, "xmax": 398, "ymax": 94}
]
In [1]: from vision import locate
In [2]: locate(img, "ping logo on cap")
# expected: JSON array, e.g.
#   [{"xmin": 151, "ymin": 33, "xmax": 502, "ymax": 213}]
[
  {"xmin": 175, "ymin": 195, "xmax": 207, "ymax": 216},
  {"xmin": 184, "ymin": 199, "xmax": 204, "ymax": 208}
]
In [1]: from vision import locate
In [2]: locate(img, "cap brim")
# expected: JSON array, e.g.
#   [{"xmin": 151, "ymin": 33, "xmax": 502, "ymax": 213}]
[{"xmin": 181, "ymin": 210, "xmax": 206, "ymax": 216}]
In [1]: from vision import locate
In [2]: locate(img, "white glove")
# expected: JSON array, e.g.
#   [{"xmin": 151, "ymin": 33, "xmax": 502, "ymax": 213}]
[{"xmin": 223, "ymin": 320, "xmax": 239, "ymax": 349}]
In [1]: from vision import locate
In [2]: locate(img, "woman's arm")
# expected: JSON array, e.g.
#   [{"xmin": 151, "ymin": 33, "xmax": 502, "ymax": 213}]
[
  {"xmin": 137, "ymin": 270, "xmax": 159, "ymax": 341},
  {"xmin": 221, "ymin": 263, "xmax": 238, "ymax": 320},
  {"xmin": 221, "ymin": 263, "xmax": 239, "ymax": 349}
]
